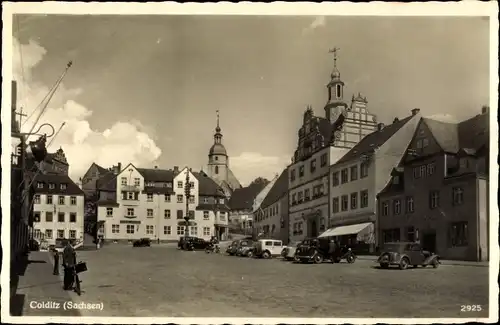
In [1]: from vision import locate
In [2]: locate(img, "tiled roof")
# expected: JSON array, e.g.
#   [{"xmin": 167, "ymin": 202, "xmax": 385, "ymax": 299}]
[
  {"xmin": 94, "ymin": 163, "xmax": 109, "ymax": 175},
  {"xmin": 226, "ymin": 168, "xmax": 243, "ymax": 190},
  {"xmin": 229, "ymin": 181, "xmax": 269, "ymax": 211},
  {"xmin": 31, "ymin": 173, "xmax": 84, "ymax": 196},
  {"xmin": 137, "ymin": 168, "xmax": 175, "ymax": 182},
  {"xmin": 457, "ymin": 113, "xmax": 489, "ymax": 152},
  {"xmin": 96, "ymin": 172, "xmax": 117, "ymax": 191},
  {"xmin": 423, "ymin": 118, "xmax": 459, "ymax": 153},
  {"xmin": 334, "ymin": 115, "xmax": 414, "ymax": 166},
  {"xmin": 193, "ymin": 172, "xmax": 226, "ymax": 197},
  {"xmin": 260, "ymin": 169, "xmax": 289, "ymax": 208}
]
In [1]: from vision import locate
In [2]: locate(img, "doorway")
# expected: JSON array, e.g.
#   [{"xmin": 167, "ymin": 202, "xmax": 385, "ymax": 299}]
[
  {"xmin": 422, "ymin": 232, "xmax": 437, "ymax": 253},
  {"xmin": 309, "ymin": 220, "xmax": 318, "ymax": 238}
]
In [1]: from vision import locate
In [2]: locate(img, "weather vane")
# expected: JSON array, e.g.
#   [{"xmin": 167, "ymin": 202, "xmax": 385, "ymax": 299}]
[{"xmin": 328, "ymin": 47, "xmax": 340, "ymax": 68}]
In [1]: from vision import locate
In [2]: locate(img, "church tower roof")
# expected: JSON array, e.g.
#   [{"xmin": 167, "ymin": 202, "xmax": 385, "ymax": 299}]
[{"xmin": 209, "ymin": 110, "xmax": 227, "ymax": 156}]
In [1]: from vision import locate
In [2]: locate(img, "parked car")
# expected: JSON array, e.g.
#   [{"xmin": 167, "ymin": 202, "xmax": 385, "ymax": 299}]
[
  {"xmin": 133, "ymin": 238, "xmax": 151, "ymax": 247},
  {"xmin": 239, "ymin": 245, "xmax": 255, "ymax": 257},
  {"xmin": 235, "ymin": 240, "xmax": 254, "ymax": 256},
  {"xmin": 377, "ymin": 242, "xmax": 440, "ymax": 270},
  {"xmin": 179, "ymin": 237, "xmax": 210, "ymax": 251},
  {"xmin": 281, "ymin": 241, "xmax": 304, "ymax": 261},
  {"xmin": 254, "ymin": 239, "xmax": 284, "ymax": 258},
  {"xmin": 295, "ymin": 237, "xmax": 350, "ymax": 264},
  {"xmin": 226, "ymin": 240, "xmax": 239, "ymax": 255}
]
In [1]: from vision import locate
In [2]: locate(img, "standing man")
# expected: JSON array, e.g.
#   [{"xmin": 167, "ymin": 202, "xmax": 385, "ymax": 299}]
[
  {"xmin": 62, "ymin": 240, "xmax": 76, "ymax": 290},
  {"xmin": 52, "ymin": 247, "xmax": 60, "ymax": 275}
]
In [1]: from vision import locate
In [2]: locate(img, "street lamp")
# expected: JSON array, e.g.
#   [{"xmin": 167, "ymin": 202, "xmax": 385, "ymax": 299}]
[{"xmin": 183, "ymin": 168, "xmax": 192, "ymax": 238}]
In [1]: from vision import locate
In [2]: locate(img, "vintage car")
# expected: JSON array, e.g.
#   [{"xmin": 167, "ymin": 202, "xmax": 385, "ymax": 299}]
[
  {"xmin": 281, "ymin": 241, "xmax": 304, "ymax": 261},
  {"xmin": 178, "ymin": 237, "xmax": 209, "ymax": 250},
  {"xmin": 295, "ymin": 237, "xmax": 353, "ymax": 264},
  {"xmin": 133, "ymin": 238, "xmax": 151, "ymax": 247},
  {"xmin": 377, "ymin": 242, "xmax": 440, "ymax": 270},
  {"xmin": 235, "ymin": 239, "xmax": 254, "ymax": 256},
  {"xmin": 238, "ymin": 245, "xmax": 255, "ymax": 258},
  {"xmin": 254, "ymin": 239, "xmax": 284, "ymax": 258}
]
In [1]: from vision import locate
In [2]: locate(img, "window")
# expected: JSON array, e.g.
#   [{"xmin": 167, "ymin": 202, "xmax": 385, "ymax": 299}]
[
  {"xmin": 146, "ymin": 225, "xmax": 154, "ymax": 235},
  {"xmin": 46, "ymin": 195, "xmax": 53, "ymax": 204},
  {"xmin": 336, "ymin": 84, "xmax": 342, "ymax": 99},
  {"xmin": 134, "ymin": 178, "xmax": 140, "ymax": 187},
  {"xmin": 37, "ymin": 182, "xmax": 44, "ymax": 189},
  {"xmin": 164, "ymin": 209, "xmax": 171, "ymax": 219},
  {"xmin": 310, "ymin": 159, "xmax": 317, "ymax": 173},
  {"xmin": 429, "ymin": 190, "xmax": 440, "ymax": 209},
  {"xmin": 341, "ymin": 169, "xmax": 349, "ymax": 184},
  {"xmin": 165, "ymin": 194, "xmax": 171, "ymax": 202},
  {"xmin": 190, "ymin": 226, "xmax": 198, "ymax": 236},
  {"xmin": 189, "ymin": 182, "xmax": 195, "ymax": 189},
  {"xmin": 297, "ymin": 191, "xmax": 303, "ymax": 203},
  {"xmin": 413, "ymin": 167, "xmax": 421, "ymax": 179},
  {"xmin": 350, "ymin": 165, "xmax": 358, "ymax": 181},
  {"xmin": 49, "ymin": 183, "xmax": 55, "ymax": 189},
  {"xmin": 45, "ymin": 212, "xmax": 53, "ymax": 222},
  {"xmin": 427, "ymin": 163, "xmax": 435, "ymax": 176},
  {"xmin": 34, "ymin": 212, "xmax": 41, "ymax": 223},
  {"xmin": 58, "ymin": 212, "xmax": 65, "ymax": 222},
  {"xmin": 459, "ymin": 158, "xmax": 469, "ymax": 169},
  {"xmin": 177, "ymin": 210, "xmax": 183, "ymax": 219},
  {"xmin": 203, "ymin": 197, "xmax": 209, "ymax": 204},
  {"xmin": 406, "ymin": 226, "xmax": 415, "ymax": 242},
  {"xmin": 124, "ymin": 191, "xmax": 138, "ymax": 200},
  {"xmin": 292, "ymin": 193, "xmax": 297, "ymax": 204},
  {"xmin": 203, "ymin": 227, "xmax": 211, "ymax": 236},
  {"xmin": 332, "ymin": 197, "xmax": 339, "ymax": 213},
  {"xmin": 382, "ymin": 201, "xmax": 389, "ymax": 216},
  {"xmin": 290, "ymin": 169, "xmax": 296, "ymax": 181},
  {"xmin": 127, "ymin": 208, "xmax": 135, "ymax": 217},
  {"xmin": 419, "ymin": 165, "xmax": 426, "ymax": 177},
  {"xmin": 203, "ymin": 211, "xmax": 209, "ymax": 220},
  {"xmin": 126, "ymin": 225, "xmax": 135, "ymax": 234},
  {"xmin": 332, "ymin": 172, "xmax": 339, "ymax": 187},
  {"xmin": 215, "ymin": 166, "xmax": 219, "ymax": 174},
  {"xmin": 34, "ymin": 195, "xmax": 41, "ymax": 204},
  {"xmin": 219, "ymin": 198, "xmax": 224, "ymax": 204},
  {"xmin": 393, "ymin": 175, "xmax": 400, "ymax": 185},
  {"xmin": 166, "ymin": 182, "xmax": 172, "ymax": 188},
  {"xmin": 320, "ymin": 153, "xmax": 327, "ymax": 167},
  {"xmin": 406, "ymin": 196, "xmax": 414, "ymax": 213},
  {"xmin": 304, "ymin": 189, "xmax": 310, "ymax": 201},
  {"xmin": 189, "ymin": 196, "xmax": 195, "ymax": 204},
  {"xmin": 350, "ymin": 192, "xmax": 358, "ymax": 210},
  {"xmin": 393, "ymin": 199, "xmax": 401, "ymax": 215},
  {"xmin": 60, "ymin": 184, "xmax": 67, "ymax": 190},
  {"xmin": 58, "ymin": 196, "xmax": 65, "ymax": 205},
  {"xmin": 70, "ymin": 213, "xmax": 76, "ymax": 223},
  {"xmin": 360, "ymin": 190, "xmax": 369, "ymax": 208},
  {"xmin": 360, "ymin": 162, "xmax": 369, "ymax": 178},
  {"xmin": 177, "ymin": 181, "xmax": 183, "ymax": 188},
  {"xmin": 146, "ymin": 182, "xmax": 155, "ymax": 187},
  {"xmin": 299, "ymin": 165, "xmax": 304, "ymax": 177},
  {"xmin": 449, "ymin": 222, "xmax": 468, "ymax": 247},
  {"xmin": 220, "ymin": 212, "xmax": 226, "ymax": 221},
  {"xmin": 177, "ymin": 226, "xmax": 185, "ymax": 235},
  {"xmin": 164, "ymin": 226, "xmax": 171, "ymax": 235},
  {"xmin": 69, "ymin": 196, "xmax": 77, "ymax": 205},
  {"xmin": 34, "ymin": 229, "xmax": 41, "ymax": 238},
  {"xmin": 57, "ymin": 229, "xmax": 65, "ymax": 239},
  {"xmin": 121, "ymin": 177, "xmax": 127, "ymax": 185},
  {"xmin": 69, "ymin": 230, "xmax": 76, "ymax": 239},
  {"xmin": 383, "ymin": 228, "xmax": 400, "ymax": 243},
  {"xmin": 106, "ymin": 208, "xmax": 113, "ymax": 217},
  {"xmin": 188, "ymin": 210, "xmax": 195, "ymax": 219},
  {"xmin": 147, "ymin": 209, "xmax": 154, "ymax": 217},
  {"xmin": 45, "ymin": 229, "xmax": 53, "ymax": 239},
  {"xmin": 147, "ymin": 193, "xmax": 153, "ymax": 201},
  {"xmin": 112, "ymin": 224, "xmax": 120, "ymax": 233},
  {"xmin": 341, "ymin": 195, "xmax": 348, "ymax": 211},
  {"xmin": 177, "ymin": 195, "xmax": 183, "ymax": 203},
  {"xmin": 452, "ymin": 187, "xmax": 464, "ymax": 205}
]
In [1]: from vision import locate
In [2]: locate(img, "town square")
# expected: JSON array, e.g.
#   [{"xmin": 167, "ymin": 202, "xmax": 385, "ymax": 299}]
[{"xmin": 4, "ymin": 3, "xmax": 497, "ymax": 323}]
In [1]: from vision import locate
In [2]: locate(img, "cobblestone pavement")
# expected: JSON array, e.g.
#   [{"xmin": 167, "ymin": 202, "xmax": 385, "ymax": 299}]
[{"xmin": 60, "ymin": 244, "xmax": 489, "ymax": 318}]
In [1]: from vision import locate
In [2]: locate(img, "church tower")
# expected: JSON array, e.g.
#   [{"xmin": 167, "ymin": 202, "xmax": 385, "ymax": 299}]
[
  {"xmin": 324, "ymin": 47, "xmax": 348, "ymax": 123},
  {"xmin": 207, "ymin": 110, "xmax": 229, "ymax": 185}
]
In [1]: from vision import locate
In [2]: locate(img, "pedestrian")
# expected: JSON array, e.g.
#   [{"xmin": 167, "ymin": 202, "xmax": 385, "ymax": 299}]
[
  {"xmin": 62, "ymin": 240, "xmax": 76, "ymax": 290},
  {"xmin": 52, "ymin": 247, "xmax": 60, "ymax": 275}
]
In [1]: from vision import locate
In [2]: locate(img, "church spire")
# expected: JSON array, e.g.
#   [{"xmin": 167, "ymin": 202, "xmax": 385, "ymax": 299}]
[
  {"xmin": 214, "ymin": 110, "xmax": 223, "ymax": 144},
  {"xmin": 329, "ymin": 47, "xmax": 341, "ymax": 80}
]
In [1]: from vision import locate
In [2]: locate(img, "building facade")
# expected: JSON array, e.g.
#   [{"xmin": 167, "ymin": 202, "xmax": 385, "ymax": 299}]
[
  {"xmin": 253, "ymin": 169, "xmax": 290, "ymax": 244},
  {"xmin": 377, "ymin": 108, "xmax": 489, "ymax": 261},
  {"xmin": 288, "ymin": 51, "xmax": 377, "ymax": 243},
  {"xmin": 31, "ymin": 174, "xmax": 85, "ymax": 248},
  {"xmin": 327, "ymin": 110, "xmax": 422, "ymax": 252},
  {"xmin": 96, "ymin": 164, "xmax": 230, "ymax": 242}
]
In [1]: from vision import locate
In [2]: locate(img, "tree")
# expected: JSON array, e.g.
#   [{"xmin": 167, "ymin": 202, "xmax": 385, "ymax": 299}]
[{"xmin": 249, "ymin": 177, "xmax": 270, "ymax": 188}]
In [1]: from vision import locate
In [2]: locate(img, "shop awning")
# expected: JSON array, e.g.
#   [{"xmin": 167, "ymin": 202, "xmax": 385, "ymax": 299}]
[
  {"xmin": 328, "ymin": 222, "xmax": 373, "ymax": 237},
  {"xmin": 318, "ymin": 227, "xmax": 336, "ymax": 238}
]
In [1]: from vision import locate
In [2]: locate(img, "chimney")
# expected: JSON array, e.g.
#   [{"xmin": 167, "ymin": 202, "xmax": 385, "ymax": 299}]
[
  {"xmin": 411, "ymin": 108, "xmax": 420, "ymax": 116},
  {"xmin": 114, "ymin": 162, "xmax": 121, "ymax": 174},
  {"xmin": 393, "ymin": 117, "xmax": 399, "ymax": 124},
  {"xmin": 173, "ymin": 166, "xmax": 179, "ymax": 174},
  {"xmin": 481, "ymin": 105, "xmax": 489, "ymax": 114},
  {"xmin": 377, "ymin": 123, "xmax": 385, "ymax": 131}
]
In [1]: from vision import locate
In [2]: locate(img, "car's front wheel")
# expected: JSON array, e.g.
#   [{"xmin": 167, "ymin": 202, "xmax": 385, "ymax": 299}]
[
  {"xmin": 432, "ymin": 259, "xmax": 439, "ymax": 268},
  {"xmin": 247, "ymin": 251, "xmax": 253, "ymax": 258},
  {"xmin": 313, "ymin": 253, "xmax": 324, "ymax": 264},
  {"xmin": 262, "ymin": 251, "xmax": 271, "ymax": 259},
  {"xmin": 399, "ymin": 257, "xmax": 409, "ymax": 270}
]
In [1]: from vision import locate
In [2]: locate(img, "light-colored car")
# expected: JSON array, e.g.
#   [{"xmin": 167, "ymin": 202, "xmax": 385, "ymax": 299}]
[
  {"xmin": 281, "ymin": 241, "xmax": 301, "ymax": 261},
  {"xmin": 254, "ymin": 239, "xmax": 284, "ymax": 259}
]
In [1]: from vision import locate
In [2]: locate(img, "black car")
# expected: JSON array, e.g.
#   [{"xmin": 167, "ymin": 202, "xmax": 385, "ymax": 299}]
[
  {"xmin": 295, "ymin": 237, "xmax": 347, "ymax": 264},
  {"xmin": 179, "ymin": 237, "xmax": 210, "ymax": 250},
  {"xmin": 133, "ymin": 238, "xmax": 151, "ymax": 247}
]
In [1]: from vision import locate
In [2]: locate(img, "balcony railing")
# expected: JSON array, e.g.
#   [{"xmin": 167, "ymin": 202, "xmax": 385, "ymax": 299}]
[{"xmin": 121, "ymin": 184, "xmax": 141, "ymax": 192}]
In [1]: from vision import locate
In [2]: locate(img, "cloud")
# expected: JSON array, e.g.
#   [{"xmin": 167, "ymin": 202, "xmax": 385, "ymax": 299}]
[
  {"xmin": 302, "ymin": 16, "xmax": 326, "ymax": 35},
  {"xmin": 426, "ymin": 114, "xmax": 460, "ymax": 123},
  {"xmin": 230, "ymin": 152, "xmax": 290, "ymax": 186},
  {"xmin": 13, "ymin": 38, "xmax": 162, "ymax": 181}
]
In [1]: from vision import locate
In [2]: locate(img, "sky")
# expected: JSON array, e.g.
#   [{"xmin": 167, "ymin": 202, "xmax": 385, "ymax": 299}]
[{"xmin": 11, "ymin": 14, "xmax": 490, "ymax": 186}]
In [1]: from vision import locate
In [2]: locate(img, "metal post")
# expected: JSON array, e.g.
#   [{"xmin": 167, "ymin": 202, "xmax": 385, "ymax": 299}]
[{"xmin": 184, "ymin": 168, "xmax": 191, "ymax": 238}]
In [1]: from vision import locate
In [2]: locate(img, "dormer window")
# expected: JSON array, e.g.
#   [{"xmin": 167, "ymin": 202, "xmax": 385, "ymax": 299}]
[
  {"xmin": 60, "ymin": 184, "xmax": 67, "ymax": 190},
  {"xmin": 49, "ymin": 183, "xmax": 55, "ymax": 189},
  {"xmin": 393, "ymin": 175, "xmax": 400, "ymax": 185}
]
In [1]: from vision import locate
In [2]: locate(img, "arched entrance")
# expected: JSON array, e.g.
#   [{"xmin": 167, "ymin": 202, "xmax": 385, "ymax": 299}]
[{"xmin": 310, "ymin": 220, "xmax": 318, "ymax": 238}]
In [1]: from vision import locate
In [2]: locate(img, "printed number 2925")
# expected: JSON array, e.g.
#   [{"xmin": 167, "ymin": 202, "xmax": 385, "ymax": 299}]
[{"xmin": 461, "ymin": 305, "xmax": 482, "ymax": 312}]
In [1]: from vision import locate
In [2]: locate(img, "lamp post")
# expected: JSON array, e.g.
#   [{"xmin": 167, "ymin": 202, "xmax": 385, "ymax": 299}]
[{"xmin": 183, "ymin": 168, "xmax": 192, "ymax": 238}]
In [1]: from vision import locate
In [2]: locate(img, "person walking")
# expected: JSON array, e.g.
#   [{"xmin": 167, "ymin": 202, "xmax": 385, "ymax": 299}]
[
  {"xmin": 52, "ymin": 247, "xmax": 60, "ymax": 275},
  {"xmin": 62, "ymin": 240, "xmax": 76, "ymax": 290}
]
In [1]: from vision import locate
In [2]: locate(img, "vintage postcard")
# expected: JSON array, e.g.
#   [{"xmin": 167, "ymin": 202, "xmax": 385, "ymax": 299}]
[{"xmin": 1, "ymin": 1, "xmax": 498, "ymax": 324}]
